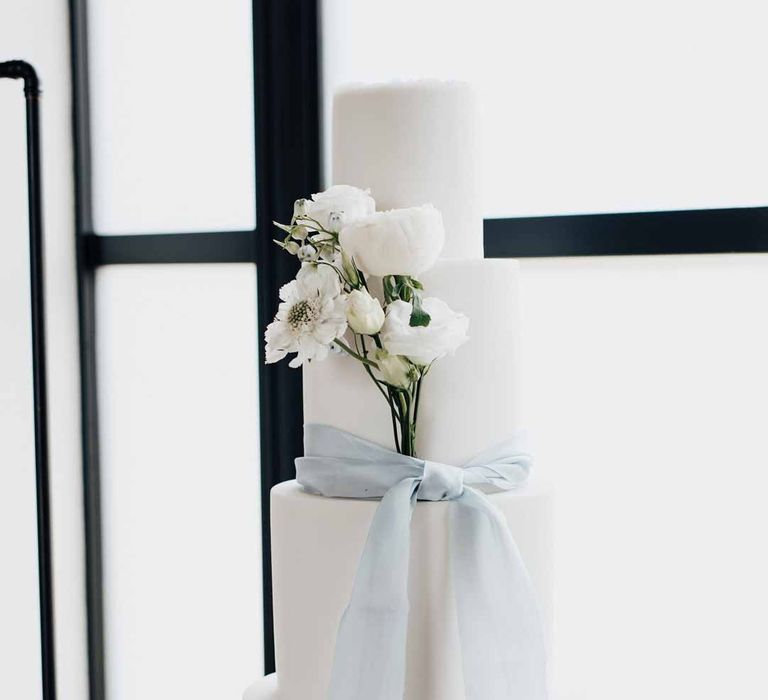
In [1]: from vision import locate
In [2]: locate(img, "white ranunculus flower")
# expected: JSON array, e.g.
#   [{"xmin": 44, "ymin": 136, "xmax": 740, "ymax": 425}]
[
  {"xmin": 374, "ymin": 349, "xmax": 415, "ymax": 389},
  {"xmin": 345, "ymin": 288, "xmax": 385, "ymax": 335},
  {"xmin": 265, "ymin": 264, "xmax": 348, "ymax": 368},
  {"xmin": 380, "ymin": 297, "xmax": 469, "ymax": 366},
  {"xmin": 307, "ymin": 185, "xmax": 375, "ymax": 231},
  {"xmin": 339, "ymin": 204, "xmax": 444, "ymax": 277}
]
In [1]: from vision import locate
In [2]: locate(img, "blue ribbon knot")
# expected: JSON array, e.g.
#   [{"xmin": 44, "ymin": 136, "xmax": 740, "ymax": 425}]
[
  {"xmin": 296, "ymin": 424, "xmax": 548, "ymax": 700},
  {"xmin": 419, "ymin": 460, "xmax": 464, "ymax": 500}
]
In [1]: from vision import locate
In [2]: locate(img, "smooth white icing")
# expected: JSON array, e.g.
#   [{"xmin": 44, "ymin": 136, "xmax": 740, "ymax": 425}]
[
  {"xmin": 333, "ymin": 81, "xmax": 482, "ymax": 260},
  {"xmin": 271, "ymin": 480, "xmax": 553, "ymax": 700}
]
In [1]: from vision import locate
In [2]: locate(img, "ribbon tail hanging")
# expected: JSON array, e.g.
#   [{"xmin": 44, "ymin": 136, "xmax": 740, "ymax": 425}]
[
  {"xmin": 326, "ymin": 477, "xmax": 420, "ymax": 700},
  {"xmin": 451, "ymin": 488, "xmax": 549, "ymax": 700}
]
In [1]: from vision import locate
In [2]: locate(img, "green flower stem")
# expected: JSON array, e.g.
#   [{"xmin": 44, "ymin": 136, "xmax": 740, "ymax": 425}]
[
  {"xmin": 412, "ymin": 375, "xmax": 423, "ymax": 427},
  {"xmin": 297, "ymin": 215, "xmax": 334, "ymax": 234},
  {"xmin": 333, "ymin": 338, "xmax": 379, "ymax": 368},
  {"xmin": 397, "ymin": 391, "xmax": 415, "ymax": 457}
]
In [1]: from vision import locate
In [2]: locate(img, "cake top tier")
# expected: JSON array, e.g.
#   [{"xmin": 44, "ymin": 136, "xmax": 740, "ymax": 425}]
[{"xmin": 332, "ymin": 80, "xmax": 483, "ymax": 260}]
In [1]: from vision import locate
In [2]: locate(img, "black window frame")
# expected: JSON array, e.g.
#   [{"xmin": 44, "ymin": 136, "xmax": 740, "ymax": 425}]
[
  {"xmin": 69, "ymin": 1, "xmax": 316, "ymax": 697},
  {"xmin": 68, "ymin": 1, "xmax": 768, "ymax": 698}
]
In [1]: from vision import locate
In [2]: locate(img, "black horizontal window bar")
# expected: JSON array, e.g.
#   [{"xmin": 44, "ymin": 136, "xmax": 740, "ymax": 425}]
[
  {"xmin": 86, "ymin": 206, "xmax": 768, "ymax": 267},
  {"xmin": 86, "ymin": 230, "xmax": 257, "ymax": 265},
  {"xmin": 484, "ymin": 206, "xmax": 768, "ymax": 258}
]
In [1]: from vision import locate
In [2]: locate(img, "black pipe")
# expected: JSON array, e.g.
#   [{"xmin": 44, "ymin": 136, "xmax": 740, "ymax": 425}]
[{"xmin": 0, "ymin": 59, "xmax": 57, "ymax": 700}]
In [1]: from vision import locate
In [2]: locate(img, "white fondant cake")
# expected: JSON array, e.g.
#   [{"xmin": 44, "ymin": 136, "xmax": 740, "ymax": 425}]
[
  {"xmin": 271, "ymin": 480, "xmax": 553, "ymax": 700},
  {"xmin": 304, "ymin": 257, "xmax": 521, "ymax": 465},
  {"xmin": 333, "ymin": 81, "xmax": 482, "ymax": 260},
  {"xmin": 253, "ymin": 81, "xmax": 554, "ymax": 700}
]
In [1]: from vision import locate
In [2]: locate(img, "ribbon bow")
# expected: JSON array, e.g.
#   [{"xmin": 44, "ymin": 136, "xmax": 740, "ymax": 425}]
[{"xmin": 296, "ymin": 424, "xmax": 548, "ymax": 700}]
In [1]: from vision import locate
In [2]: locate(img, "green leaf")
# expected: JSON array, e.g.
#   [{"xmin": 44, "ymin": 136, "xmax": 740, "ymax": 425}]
[
  {"xmin": 408, "ymin": 286, "xmax": 431, "ymax": 327},
  {"xmin": 409, "ymin": 295, "xmax": 431, "ymax": 327},
  {"xmin": 383, "ymin": 275, "xmax": 398, "ymax": 302},
  {"xmin": 408, "ymin": 277, "xmax": 424, "ymax": 290},
  {"xmin": 409, "ymin": 307, "xmax": 431, "ymax": 327},
  {"xmin": 395, "ymin": 276, "xmax": 413, "ymax": 302}
]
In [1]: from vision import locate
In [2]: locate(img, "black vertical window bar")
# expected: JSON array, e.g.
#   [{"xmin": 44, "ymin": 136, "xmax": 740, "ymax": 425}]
[{"xmin": 0, "ymin": 60, "xmax": 57, "ymax": 700}]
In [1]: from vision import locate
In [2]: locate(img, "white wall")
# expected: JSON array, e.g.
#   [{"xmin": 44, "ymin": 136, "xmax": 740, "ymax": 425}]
[
  {"xmin": 0, "ymin": 2, "xmax": 88, "ymax": 699},
  {"xmin": 519, "ymin": 253, "xmax": 768, "ymax": 698},
  {"xmin": 323, "ymin": 0, "xmax": 768, "ymax": 217}
]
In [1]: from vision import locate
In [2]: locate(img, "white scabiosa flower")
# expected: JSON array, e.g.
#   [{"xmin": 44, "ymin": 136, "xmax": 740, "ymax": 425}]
[
  {"xmin": 374, "ymin": 349, "xmax": 415, "ymax": 389},
  {"xmin": 380, "ymin": 297, "xmax": 469, "ymax": 366},
  {"xmin": 339, "ymin": 204, "xmax": 445, "ymax": 277},
  {"xmin": 345, "ymin": 288, "xmax": 385, "ymax": 335},
  {"xmin": 265, "ymin": 265, "xmax": 348, "ymax": 368},
  {"xmin": 307, "ymin": 185, "xmax": 375, "ymax": 230}
]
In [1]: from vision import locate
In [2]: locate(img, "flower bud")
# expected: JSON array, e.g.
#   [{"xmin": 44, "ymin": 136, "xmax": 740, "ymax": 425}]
[
  {"xmin": 319, "ymin": 245, "xmax": 339, "ymax": 264},
  {"xmin": 284, "ymin": 241, "xmax": 300, "ymax": 255},
  {"xmin": 293, "ymin": 198, "xmax": 309, "ymax": 219},
  {"xmin": 374, "ymin": 349, "xmax": 415, "ymax": 389},
  {"xmin": 328, "ymin": 211, "xmax": 344, "ymax": 233},
  {"xmin": 346, "ymin": 289, "xmax": 385, "ymax": 335},
  {"xmin": 341, "ymin": 249, "xmax": 360, "ymax": 287},
  {"xmin": 292, "ymin": 225, "xmax": 309, "ymax": 241},
  {"xmin": 297, "ymin": 245, "xmax": 318, "ymax": 262}
]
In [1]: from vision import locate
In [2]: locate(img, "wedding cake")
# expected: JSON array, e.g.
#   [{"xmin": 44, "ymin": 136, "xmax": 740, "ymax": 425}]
[{"xmin": 246, "ymin": 81, "xmax": 554, "ymax": 700}]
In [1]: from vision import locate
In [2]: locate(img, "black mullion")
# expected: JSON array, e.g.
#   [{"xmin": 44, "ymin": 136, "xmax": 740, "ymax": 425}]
[
  {"xmin": 252, "ymin": 0, "xmax": 320, "ymax": 674},
  {"xmin": 68, "ymin": 0, "xmax": 106, "ymax": 698},
  {"xmin": 87, "ymin": 230, "xmax": 257, "ymax": 266},
  {"xmin": 484, "ymin": 206, "xmax": 768, "ymax": 258}
]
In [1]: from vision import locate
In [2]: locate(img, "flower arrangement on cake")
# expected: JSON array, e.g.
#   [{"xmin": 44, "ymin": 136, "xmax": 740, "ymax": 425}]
[{"xmin": 264, "ymin": 184, "xmax": 469, "ymax": 457}]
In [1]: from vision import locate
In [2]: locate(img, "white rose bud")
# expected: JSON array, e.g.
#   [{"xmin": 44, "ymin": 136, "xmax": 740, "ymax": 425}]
[
  {"xmin": 374, "ymin": 349, "xmax": 414, "ymax": 389},
  {"xmin": 345, "ymin": 288, "xmax": 385, "ymax": 335},
  {"xmin": 339, "ymin": 204, "xmax": 445, "ymax": 277},
  {"xmin": 308, "ymin": 185, "xmax": 375, "ymax": 230},
  {"xmin": 381, "ymin": 297, "xmax": 469, "ymax": 366}
]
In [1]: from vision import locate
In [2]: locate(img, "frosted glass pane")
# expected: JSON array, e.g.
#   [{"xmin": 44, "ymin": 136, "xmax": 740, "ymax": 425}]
[
  {"xmin": 0, "ymin": 83, "xmax": 43, "ymax": 700},
  {"xmin": 519, "ymin": 255, "xmax": 768, "ymax": 699},
  {"xmin": 97, "ymin": 265, "xmax": 262, "ymax": 698},
  {"xmin": 323, "ymin": 0, "xmax": 768, "ymax": 218},
  {"xmin": 89, "ymin": 0, "xmax": 255, "ymax": 234}
]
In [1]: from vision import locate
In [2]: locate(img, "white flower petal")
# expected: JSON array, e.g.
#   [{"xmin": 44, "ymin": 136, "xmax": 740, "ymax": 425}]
[
  {"xmin": 339, "ymin": 204, "xmax": 445, "ymax": 277},
  {"xmin": 264, "ymin": 267, "xmax": 348, "ymax": 367},
  {"xmin": 380, "ymin": 297, "xmax": 469, "ymax": 365}
]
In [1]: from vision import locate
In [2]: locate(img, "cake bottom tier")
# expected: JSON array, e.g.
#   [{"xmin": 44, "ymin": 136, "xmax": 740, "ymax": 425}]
[{"xmin": 271, "ymin": 479, "xmax": 554, "ymax": 700}]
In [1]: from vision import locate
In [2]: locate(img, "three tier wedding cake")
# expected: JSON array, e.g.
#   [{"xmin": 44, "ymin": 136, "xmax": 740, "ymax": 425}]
[{"xmin": 245, "ymin": 81, "xmax": 554, "ymax": 700}]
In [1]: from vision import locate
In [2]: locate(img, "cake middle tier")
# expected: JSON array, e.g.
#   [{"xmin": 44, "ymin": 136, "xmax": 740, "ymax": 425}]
[{"xmin": 303, "ymin": 258, "xmax": 522, "ymax": 465}]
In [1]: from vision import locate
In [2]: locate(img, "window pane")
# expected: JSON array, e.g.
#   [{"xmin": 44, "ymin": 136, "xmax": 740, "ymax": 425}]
[
  {"xmin": 88, "ymin": 0, "xmax": 256, "ymax": 234},
  {"xmin": 520, "ymin": 255, "xmax": 768, "ymax": 699},
  {"xmin": 96, "ymin": 265, "xmax": 262, "ymax": 697},
  {"xmin": 0, "ymin": 83, "xmax": 43, "ymax": 700},
  {"xmin": 323, "ymin": 0, "xmax": 768, "ymax": 217}
]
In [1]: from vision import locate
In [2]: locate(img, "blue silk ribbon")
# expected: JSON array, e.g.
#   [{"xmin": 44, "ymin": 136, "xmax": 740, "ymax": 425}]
[{"xmin": 295, "ymin": 424, "xmax": 548, "ymax": 700}]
